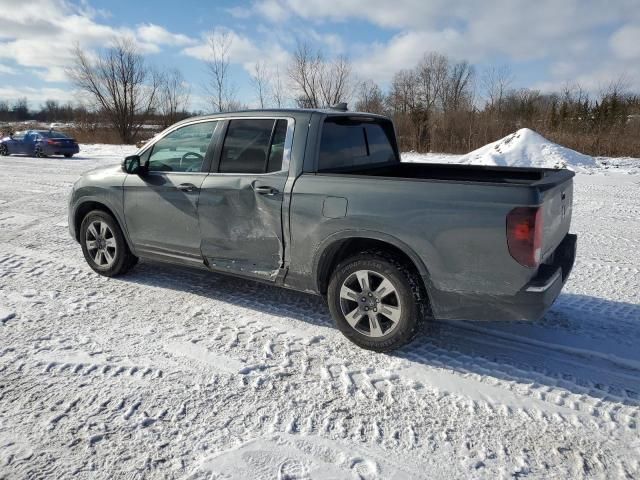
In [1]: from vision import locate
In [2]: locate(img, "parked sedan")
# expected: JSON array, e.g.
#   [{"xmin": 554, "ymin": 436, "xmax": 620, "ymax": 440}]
[{"xmin": 0, "ymin": 130, "xmax": 80, "ymax": 158}]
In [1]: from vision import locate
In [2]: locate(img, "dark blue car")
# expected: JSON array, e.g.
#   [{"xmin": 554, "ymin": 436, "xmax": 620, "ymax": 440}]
[{"xmin": 0, "ymin": 130, "xmax": 80, "ymax": 158}]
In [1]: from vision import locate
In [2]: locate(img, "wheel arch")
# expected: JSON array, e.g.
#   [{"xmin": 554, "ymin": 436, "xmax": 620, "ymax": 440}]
[
  {"xmin": 314, "ymin": 231, "xmax": 432, "ymax": 299},
  {"xmin": 73, "ymin": 200, "xmax": 135, "ymax": 253}
]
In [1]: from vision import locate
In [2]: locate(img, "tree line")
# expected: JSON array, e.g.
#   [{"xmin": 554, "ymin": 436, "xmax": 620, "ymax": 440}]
[{"xmin": 1, "ymin": 36, "xmax": 638, "ymax": 157}]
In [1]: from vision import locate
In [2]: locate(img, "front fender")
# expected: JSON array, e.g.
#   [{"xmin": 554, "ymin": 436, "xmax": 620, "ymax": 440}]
[{"xmin": 68, "ymin": 166, "xmax": 134, "ymax": 254}]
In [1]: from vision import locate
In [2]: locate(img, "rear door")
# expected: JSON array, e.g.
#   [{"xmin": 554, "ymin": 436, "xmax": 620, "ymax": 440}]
[
  {"xmin": 123, "ymin": 120, "xmax": 220, "ymax": 264},
  {"xmin": 198, "ymin": 117, "xmax": 294, "ymax": 280}
]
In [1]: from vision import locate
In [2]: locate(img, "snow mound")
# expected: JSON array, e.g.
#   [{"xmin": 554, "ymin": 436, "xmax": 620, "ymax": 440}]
[{"xmin": 458, "ymin": 128, "xmax": 597, "ymax": 171}]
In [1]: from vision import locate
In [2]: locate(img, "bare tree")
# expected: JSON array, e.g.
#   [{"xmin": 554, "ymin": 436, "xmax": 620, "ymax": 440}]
[
  {"xmin": 481, "ymin": 65, "xmax": 513, "ymax": 111},
  {"xmin": 320, "ymin": 55, "xmax": 353, "ymax": 106},
  {"xmin": 271, "ymin": 65, "xmax": 286, "ymax": 108},
  {"xmin": 355, "ymin": 80, "xmax": 386, "ymax": 114},
  {"xmin": 158, "ymin": 69, "xmax": 191, "ymax": 128},
  {"xmin": 288, "ymin": 42, "xmax": 322, "ymax": 108},
  {"xmin": 387, "ymin": 69, "xmax": 419, "ymax": 114},
  {"xmin": 444, "ymin": 61, "xmax": 474, "ymax": 111},
  {"xmin": 206, "ymin": 31, "xmax": 236, "ymax": 112},
  {"xmin": 288, "ymin": 42, "xmax": 354, "ymax": 108},
  {"xmin": 411, "ymin": 53, "xmax": 449, "ymax": 150},
  {"xmin": 416, "ymin": 52, "xmax": 449, "ymax": 112},
  {"xmin": 67, "ymin": 38, "xmax": 161, "ymax": 143},
  {"xmin": 250, "ymin": 61, "xmax": 270, "ymax": 108}
]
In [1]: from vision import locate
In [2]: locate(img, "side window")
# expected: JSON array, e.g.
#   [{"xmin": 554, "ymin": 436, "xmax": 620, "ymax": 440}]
[
  {"xmin": 219, "ymin": 119, "xmax": 274, "ymax": 174},
  {"xmin": 267, "ymin": 119, "xmax": 288, "ymax": 173},
  {"xmin": 364, "ymin": 123, "xmax": 396, "ymax": 164},
  {"xmin": 147, "ymin": 121, "xmax": 216, "ymax": 173},
  {"xmin": 318, "ymin": 119, "xmax": 398, "ymax": 171},
  {"xmin": 318, "ymin": 121, "xmax": 367, "ymax": 171}
]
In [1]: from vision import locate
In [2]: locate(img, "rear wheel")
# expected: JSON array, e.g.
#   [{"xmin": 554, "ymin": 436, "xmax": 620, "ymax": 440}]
[
  {"xmin": 0, "ymin": 144, "xmax": 8, "ymax": 156},
  {"xmin": 64, "ymin": 153, "xmax": 73, "ymax": 158},
  {"xmin": 80, "ymin": 210, "xmax": 138, "ymax": 277},
  {"xmin": 327, "ymin": 252, "xmax": 428, "ymax": 352}
]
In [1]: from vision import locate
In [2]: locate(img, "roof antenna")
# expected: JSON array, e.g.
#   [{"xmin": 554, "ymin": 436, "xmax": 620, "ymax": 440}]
[{"xmin": 331, "ymin": 102, "xmax": 348, "ymax": 112}]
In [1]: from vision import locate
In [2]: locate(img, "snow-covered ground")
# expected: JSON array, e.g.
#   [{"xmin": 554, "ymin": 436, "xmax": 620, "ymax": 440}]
[{"xmin": 0, "ymin": 140, "xmax": 639, "ymax": 479}]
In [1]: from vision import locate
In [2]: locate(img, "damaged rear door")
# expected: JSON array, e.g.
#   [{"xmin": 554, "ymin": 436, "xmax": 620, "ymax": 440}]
[{"xmin": 197, "ymin": 117, "xmax": 294, "ymax": 281}]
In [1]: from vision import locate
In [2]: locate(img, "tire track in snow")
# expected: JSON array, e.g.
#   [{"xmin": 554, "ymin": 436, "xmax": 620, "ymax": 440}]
[{"xmin": 2, "ymin": 242, "xmax": 639, "ymax": 434}]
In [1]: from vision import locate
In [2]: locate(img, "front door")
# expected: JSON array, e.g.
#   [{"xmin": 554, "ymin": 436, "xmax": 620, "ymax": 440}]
[
  {"xmin": 198, "ymin": 117, "xmax": 293, "ymax": 281},
  {"xmin": 123, "ymin": 120, "xmax": 219, "ymax": 264},
  {"xmin": 7, "ymin": 132, "xmax": 26, "ymax": 154}
]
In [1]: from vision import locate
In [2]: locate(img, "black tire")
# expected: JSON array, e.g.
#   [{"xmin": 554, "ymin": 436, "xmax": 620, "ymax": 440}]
[
  {"xmin": 327, "ymin": 252, "xmax": 429, "ymax": 352},
  {"xmin": 0, "ymin": 144, "xmax": 8, "ymax": 156},
  {"xmin": 34, "ymin": 146, "xmax": 46, "ymax": 158},
  {"xmin": 80, "ymin": 210, "xmax": 138, "ymax": 277},
  {"xmin": 64, "ymin": 153, "xmax": 73, "ymax": 158}
]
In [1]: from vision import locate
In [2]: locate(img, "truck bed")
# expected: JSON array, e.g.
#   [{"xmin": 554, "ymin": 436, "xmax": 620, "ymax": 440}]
[{"xmin": 336, "ymin": 162, "xmax": 573, "ymax": 188}]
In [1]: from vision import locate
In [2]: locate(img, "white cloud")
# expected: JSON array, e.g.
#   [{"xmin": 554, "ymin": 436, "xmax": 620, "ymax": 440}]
[
  {"xmin": 353, "ymin": 29, "xmax": 467, "ymax": 82},
  {"xmin": 137, "ymin": 24, "xmax": 196, "ymax": 47},
  {"xmin": 0, "ymin": 0, "xmax": 195, "ymax": 83},
  {"xmin": 182, "ymin": 28, "xmax": 290, "ymax": 76},
  {"xmin": 0, "ymin": 86, "xmax": 76, "ymax": 105},
  {"xmin": 610, "ymin": 25, "xmax": 640, "ymax": 60},
  {"xmin": 227, "ymin": 6, "xmax": 254, "ymax": 19},
  {"xmin": 243, "ymin": 0, "xmax": 638, "ymax": 94},
  {"xmin": 254, "ymin": 0, "xmax": 291, "ymax": 23},
  {"xmin": 0, "ymin": 64, "xmax": 17, "ymax": 75}
]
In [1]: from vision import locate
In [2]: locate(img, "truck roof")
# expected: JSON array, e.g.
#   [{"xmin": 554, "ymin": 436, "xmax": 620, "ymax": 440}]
[{"xmin": 175, "ymin": 108, "xmax": 391, "ymax": 126}]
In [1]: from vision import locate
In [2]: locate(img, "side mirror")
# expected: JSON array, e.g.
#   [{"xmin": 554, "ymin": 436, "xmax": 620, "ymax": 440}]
[{"xmin": 122, "ymin": 155, "xmax": 145, "ymax": 174}]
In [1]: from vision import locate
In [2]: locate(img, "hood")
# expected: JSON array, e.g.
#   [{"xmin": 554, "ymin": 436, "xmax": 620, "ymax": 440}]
[{"xmin": 74, "ymin": 162, "xmax": 126, "ymax": 191}]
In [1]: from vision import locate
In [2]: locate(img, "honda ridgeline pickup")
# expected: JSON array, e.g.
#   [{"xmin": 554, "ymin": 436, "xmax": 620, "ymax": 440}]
[{"xmin": 69, "ymin": 108, "xmax": 577, "ymax": 351}]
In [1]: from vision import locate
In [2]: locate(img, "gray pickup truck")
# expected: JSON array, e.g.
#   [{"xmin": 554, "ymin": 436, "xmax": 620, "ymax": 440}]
[{"xmin": 69, "ymin": 108, "xmax": 577, "ymax": 351}]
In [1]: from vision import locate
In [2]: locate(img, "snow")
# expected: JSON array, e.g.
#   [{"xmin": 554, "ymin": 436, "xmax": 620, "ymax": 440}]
[
  {"xmin": 0, "ymin": 143, "xmax": 639, "ymax": 478},
  {"xmin": 403, "ymin": 128, "xmax": 600, "ymax": 172},
  {"xmin": 0, "ymin": 307, "xmax": 15, "ymax": 324}
]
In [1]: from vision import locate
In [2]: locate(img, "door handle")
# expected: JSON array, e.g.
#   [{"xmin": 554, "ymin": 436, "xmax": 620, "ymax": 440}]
[
  {"xmin": 253, "ymin": 185, "xmax": 279, "ymax": 195},
  {"xmin": 177, "ymin": 183, "xmax": 198, "ymax": 192}
]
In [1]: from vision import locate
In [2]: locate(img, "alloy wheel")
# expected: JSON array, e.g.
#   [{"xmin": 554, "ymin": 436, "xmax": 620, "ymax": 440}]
[
  {"xmin": 338, "ymin": 269, "xmax": 402, "ymax": 337},
  {"xmin": 85, "ymin": 220, "xmax": 118, "ymax": 268}
]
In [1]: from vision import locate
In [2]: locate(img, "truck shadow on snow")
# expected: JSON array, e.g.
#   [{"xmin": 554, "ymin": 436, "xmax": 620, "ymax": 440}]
[{"xmin": 122, "ymin": 260, "xmax": 640, "ymax": 404}]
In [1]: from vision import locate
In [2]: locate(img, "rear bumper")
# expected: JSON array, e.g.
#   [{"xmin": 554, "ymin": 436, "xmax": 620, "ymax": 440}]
[{"xmin": 428, "ymin": 234, "xmax": 577, "ymax": 321}]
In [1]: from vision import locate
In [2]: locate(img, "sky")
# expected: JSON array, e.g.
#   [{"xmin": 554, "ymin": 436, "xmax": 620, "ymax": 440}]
[{"xmin": 0, "ymin": 0, "xmax": 639, "ymax": 110}]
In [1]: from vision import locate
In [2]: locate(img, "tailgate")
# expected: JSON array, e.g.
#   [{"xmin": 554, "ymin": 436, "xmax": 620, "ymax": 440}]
[{"xmin": 539, "ymin": 175, "xmax": 573, "ymax": 261}]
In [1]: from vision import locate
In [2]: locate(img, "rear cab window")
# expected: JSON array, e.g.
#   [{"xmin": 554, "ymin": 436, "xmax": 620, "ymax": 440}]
[{"xmin": 318, "ymin": 117, "xmax": 398, "ymax": 172}]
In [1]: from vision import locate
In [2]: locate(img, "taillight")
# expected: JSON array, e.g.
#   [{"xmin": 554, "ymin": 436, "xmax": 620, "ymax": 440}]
[
  {"xmin": 506, "ymin": 207, "xmax": 543, "ymax": 267},
  {"xmin": 47, "ymin": 139, "xmax": 59, "ymax": 145}
]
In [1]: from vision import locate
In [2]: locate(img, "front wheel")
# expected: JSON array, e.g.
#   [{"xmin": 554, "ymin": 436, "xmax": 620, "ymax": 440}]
[
  {"xmin": 327, "ymin": 253, "xmax": 428, "ymax": 352},
  {"xmin": 0, "ymin": 144, "xmax": 8, "ymax": 156},
  {"xmin": 34, "ymin": 146, "xmax": 46, "ymax": 158},
  {"xmin": 80, "ymin": 210, "xmax": 138, "ymax": 277}
]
